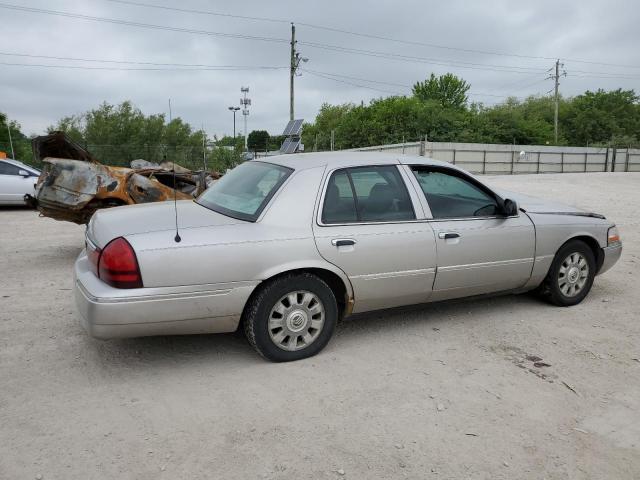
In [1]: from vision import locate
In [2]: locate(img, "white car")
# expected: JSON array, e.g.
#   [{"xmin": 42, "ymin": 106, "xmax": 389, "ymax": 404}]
[{"xmin": 0, "ymin": 159, "xmax": 40, "ymax": 205}]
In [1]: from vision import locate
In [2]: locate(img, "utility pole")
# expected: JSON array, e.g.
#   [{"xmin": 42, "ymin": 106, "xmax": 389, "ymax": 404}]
[
  {"xmin": 240, "ymin": 87, "xmax": 251, "ymax": 151},
  {"xmin": 548, "ymin": 59, "xmax": 566, "ymax": 144},
  {"xmin": 168, "ymin": 98, "xmax": 172, "ymax": 122},
  {"xmin": 290, "ymin": 23, "xmax": 295, "ymax": 121},
  {"xmin": 6, "ymin": 123, "xmax": 15, "ymax": 159},
  {"xmin": 289, "ymin": 23, "xmax": 308, "ymax": 121}
]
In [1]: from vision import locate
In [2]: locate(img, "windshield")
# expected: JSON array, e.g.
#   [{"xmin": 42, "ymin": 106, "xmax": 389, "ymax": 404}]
[{"xmin": 197, "ymin": 161, "xmax": 293, "ymax": 221}]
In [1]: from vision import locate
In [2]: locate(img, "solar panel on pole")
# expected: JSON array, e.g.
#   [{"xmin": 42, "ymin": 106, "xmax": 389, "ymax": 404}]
[
  {"xmin": 290, "ymin": 119, "xmax": 303, "ymax": 136},
  {"xmin": 284, "ymin": 139, "xmax": 300, "ymax": 154},
  {"xmin": 279, "ymin": 138, "xmax": 292, "ymax": 153},
  {"xmin": 282, "ymin": 120, "xmax": 295, "ymax": 136}
]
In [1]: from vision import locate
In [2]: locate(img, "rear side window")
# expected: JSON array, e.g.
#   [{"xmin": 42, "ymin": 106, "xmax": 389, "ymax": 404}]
[{"xmin": 322, "ymin": 166, "xmax": 415, "ymax": 224}]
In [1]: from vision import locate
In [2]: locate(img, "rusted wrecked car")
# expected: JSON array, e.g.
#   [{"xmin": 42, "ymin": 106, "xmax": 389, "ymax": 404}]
[{"xmin": 28, "ymin": 132, "xmax": 220, "ymax": 224}]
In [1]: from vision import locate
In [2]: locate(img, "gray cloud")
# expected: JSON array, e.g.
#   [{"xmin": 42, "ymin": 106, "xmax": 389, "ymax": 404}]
[{"xmin": 1, "ymin": 0, "xmax": 639, "ymax": 138}]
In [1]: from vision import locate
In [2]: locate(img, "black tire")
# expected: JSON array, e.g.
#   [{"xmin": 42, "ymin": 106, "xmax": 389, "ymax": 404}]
[
  {"xmin": 243, "ymin": 273, "xmax": 338, "ymax": 362},
  {"xmin": 538, "ymin": 239, "xmax": 596, "ymax": 307}
]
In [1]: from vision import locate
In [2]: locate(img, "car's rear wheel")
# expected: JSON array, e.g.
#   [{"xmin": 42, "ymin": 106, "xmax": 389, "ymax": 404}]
[
  {"xmin": 539, "ymin": 239, "xmax": 596, "ymax": 306},
  {"xmin": 243, "ymin": 273, "xmax": 338, "ymax": 362}
]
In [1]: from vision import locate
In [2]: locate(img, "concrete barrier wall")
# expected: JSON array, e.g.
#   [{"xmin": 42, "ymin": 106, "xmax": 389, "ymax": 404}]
[{"xmin": 348, "ymin": 141, "xmax": 639, "ymax": 175}]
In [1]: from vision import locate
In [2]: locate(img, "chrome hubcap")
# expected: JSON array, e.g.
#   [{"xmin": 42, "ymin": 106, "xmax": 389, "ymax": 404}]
[
  {"xmin": 558, "ymin": 252, "xmax": 589, "ymax": 297},
  {"xmin": 268, "ymin": 291, "xmax": 325, "ymax": 351}
]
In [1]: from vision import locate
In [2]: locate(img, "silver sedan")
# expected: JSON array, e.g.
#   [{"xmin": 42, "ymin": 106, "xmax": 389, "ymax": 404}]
[{"xmin": 74, "ymin": 153, "xmax": 622, "ymax": 361}]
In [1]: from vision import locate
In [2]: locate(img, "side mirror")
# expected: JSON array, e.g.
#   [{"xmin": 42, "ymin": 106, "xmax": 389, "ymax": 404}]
[
  {"xmin": 18, "ymin": 169, "xmax": 30, "ymax": 177},
  {"xmin": 502, "ymin": 198, "xmax": 518, "ymax": 216}
]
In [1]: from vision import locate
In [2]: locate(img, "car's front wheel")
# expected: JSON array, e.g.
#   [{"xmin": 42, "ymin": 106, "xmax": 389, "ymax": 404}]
[
  {"xmin": 243, "ymin": 273, "xmax": 338, "ymax": 362},
  {"xmin": 539, "ymin": 239, "xmax": 596, "ymax": 306}
]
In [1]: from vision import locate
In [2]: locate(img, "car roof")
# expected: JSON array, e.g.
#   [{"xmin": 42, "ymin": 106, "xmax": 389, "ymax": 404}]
[
  {"xmin": 1, "ymin": 158, "xmax": 40, "ymax": 173},
  {"xmin": 260, "ymin": 151, "xmax": 458, "ymax": 171}
]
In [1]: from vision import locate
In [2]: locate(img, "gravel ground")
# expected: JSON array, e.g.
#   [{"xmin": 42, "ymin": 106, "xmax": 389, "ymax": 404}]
[{"xmin": 1, "ymin": 172, "xmax": 638, "ymax": 480}]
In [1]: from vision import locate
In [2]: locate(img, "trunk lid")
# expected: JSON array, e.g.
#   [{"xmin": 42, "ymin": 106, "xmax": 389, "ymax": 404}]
[{"xmin": 87, "ymin": 200, "xmax": 243, "ymax": 248}]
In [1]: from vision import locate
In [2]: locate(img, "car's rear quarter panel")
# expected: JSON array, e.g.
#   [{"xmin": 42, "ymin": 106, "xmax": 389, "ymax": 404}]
[{"xmin": 127, "ymin": 165, "xmax": 348, "ymax": 292}]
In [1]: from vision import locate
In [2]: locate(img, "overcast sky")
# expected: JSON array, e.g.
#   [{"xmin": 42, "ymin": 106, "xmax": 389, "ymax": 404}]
[{"xmin": 2, "ymin": 0, "xmax": 639, "ymax": 139}]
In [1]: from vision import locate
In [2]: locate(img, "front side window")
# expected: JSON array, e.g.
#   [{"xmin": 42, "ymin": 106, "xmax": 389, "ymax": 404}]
[
  {"xmin": 197, "ymin": 161, "xmax": 292, "ymax": 221},
  {"xmin": 0, "ymin": 161, "xmax": 21, "ymax": 176},
  {"xmin": 322, "ymin": 166, "xmax": 415, "ymax": 224},
  {"xmin": 412, "ymin": 167, "xmax": 499, "ymax": 219}
]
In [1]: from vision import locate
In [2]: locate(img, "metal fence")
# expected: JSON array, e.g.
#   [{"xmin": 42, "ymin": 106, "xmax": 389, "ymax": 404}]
[{"xmin": 350, "ymin": 141, "xmax": 640, "ymax": 175}]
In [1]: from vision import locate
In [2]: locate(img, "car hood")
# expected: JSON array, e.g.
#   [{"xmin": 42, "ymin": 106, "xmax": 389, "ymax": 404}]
[
  {"xmin": 497, "ymin": 190, "xmax": 579, "ymax": 213},
  {"xmin": 496, "ymin": 190, "xmax": 607, "ymax": 219},
  {"xmin": 88, "ymin": 200, "xmax": 243, "ymax": 248}
]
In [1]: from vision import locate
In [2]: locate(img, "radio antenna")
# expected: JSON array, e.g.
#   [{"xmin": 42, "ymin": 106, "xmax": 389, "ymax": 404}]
[{"xmin": 172, "ymin": 162, "xmax": 181, "ymax": 243}]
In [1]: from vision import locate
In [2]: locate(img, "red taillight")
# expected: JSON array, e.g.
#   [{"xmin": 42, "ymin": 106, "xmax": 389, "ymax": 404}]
[{"xmin": 97, "ymin": 237, "xmax": 143, "ymax": 289}]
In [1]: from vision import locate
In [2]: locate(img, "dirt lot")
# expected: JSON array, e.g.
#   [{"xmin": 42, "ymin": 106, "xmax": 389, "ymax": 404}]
[{"xmin": 1, "ymin": 172, "xmax": 638, "ymax": 480}]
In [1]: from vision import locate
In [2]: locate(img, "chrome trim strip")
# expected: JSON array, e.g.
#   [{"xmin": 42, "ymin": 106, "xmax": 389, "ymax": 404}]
[
  {"xmin": 438, "ymin": 257, "xmax": 533, "ymax": 272},
  {"xmin": 85, "ymin": 235, "xmax": 98, "ymax": 251},
  {"xmin": 352, "ymin": 267, "xmax": 436, "ymax": 280}
]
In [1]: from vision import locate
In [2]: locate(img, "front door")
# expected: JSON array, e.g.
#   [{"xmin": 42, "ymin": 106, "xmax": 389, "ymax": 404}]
[
  {"xmin": 410, "ymin": 166, "xmax": 535, "ymax": 301},
  {"xmin": 0, "ymin": 161, "xmax": 35, "ymax": 204},
  {"xmin": 313, "ymin": 165, "xmax": 437, "ymax": 313}
]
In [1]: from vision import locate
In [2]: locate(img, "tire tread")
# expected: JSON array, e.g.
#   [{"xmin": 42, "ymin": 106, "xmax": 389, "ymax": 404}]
[{"xmin": 243, "ymin": 272, "xmax": 336, "ymax": 361}]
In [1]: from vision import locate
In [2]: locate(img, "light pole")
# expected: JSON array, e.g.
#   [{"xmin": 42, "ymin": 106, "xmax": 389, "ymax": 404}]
[
  {"xmin": 228, "ymin": 106, "xmax": 240, "ymax": 141},
  {"xmin": 240, "ymin": 87, "xmax": 251, "ymax": 151}
]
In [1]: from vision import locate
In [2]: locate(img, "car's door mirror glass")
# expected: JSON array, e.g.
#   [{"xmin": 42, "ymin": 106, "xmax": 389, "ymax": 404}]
[
  {"xmin": 18, "ymin": 169, "xmax": 30, "ymax": 177},
  {"xmin": 502, "ymin": 199, "xmax": 518, "ymax": 216}
]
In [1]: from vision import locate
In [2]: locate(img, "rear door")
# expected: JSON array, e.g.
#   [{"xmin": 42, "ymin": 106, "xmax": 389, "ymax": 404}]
[
  {"xmin": 313, "ymin": 164, "xmax": 437, "ymax": 313},
  {"xmin": 409, "ymin": 166, "xmax": 535, "ymax": 301}
]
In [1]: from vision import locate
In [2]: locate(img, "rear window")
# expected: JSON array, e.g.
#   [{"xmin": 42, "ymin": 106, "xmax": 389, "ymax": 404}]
[{"xmin": 197, "ymin": 161, "xmax": 293, "ymax": 221}]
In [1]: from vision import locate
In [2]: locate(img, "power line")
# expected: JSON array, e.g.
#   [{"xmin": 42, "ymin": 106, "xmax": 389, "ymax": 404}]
[
  {"xmin": 2, "ymin": 2, "xmax": 544, "ymax": 75},
  {"xmin": 303, "ymin": 69, "xmax": 532, "ymax": 101},
  {"xmin": 302, "ymin": 70, "xmax": 406, "ymax": 96},
  {"xmin": 0, "ymin": 51, "xmax": 286, "ymax": 69},
  {"xmin": 568, "ymin": 73, "xmax": 640, "ymax": 80},
  {"xmin": 302, "ymin": 69, "xmax": 521, "ymax": 98},
  {"xmin": 4, "ymin": 2, "xmax": 637, "ymax": 76},
  {"xmin": 101, "ymin": 0, "xmax": 640, "ymax": 69},
  {"xmin": 0, "ymin": 3, "xmax": 289, "ymax": 43},
  {"xmin": 0, "ymin": 61, "xmax": 286, "ymax": 71},
  {"xmin": 297, "ymin": 42, "xmax": 550, "ymax": 75},
  {"xmin": 105, "ymin": 0, "xmax": 289, "ymax": 24}
]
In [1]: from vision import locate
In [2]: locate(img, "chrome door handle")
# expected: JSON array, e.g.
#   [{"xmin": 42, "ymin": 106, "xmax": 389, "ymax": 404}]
[
  {"xmin": 438, "ymin": 232, "xmax": 460, "ymax": 239},
  {"xmin": 331, "ymin": 238, "xmax": 356, "ymax": 247}
]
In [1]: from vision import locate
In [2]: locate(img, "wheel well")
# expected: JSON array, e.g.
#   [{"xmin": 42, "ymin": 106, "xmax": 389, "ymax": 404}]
[
  {"xmin": 564, "ymin": 235, "xmax": 604, "ymax": 272},
  {"xmin": 241, "ymin": 268, "xmax": 350, "ymax": 325}
]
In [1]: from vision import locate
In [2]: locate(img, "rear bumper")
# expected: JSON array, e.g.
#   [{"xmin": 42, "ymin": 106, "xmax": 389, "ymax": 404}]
[
  {"xmin": 598, "ymin": 244, "xmax": 622, "ymax": 275},
  {"xmin": 74, "ymin": 250, "xmax": 258, "ymax": 339}
]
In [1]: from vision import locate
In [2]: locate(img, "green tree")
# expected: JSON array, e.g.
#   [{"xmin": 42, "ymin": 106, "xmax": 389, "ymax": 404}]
[
  {"xmin": 562, "ymin": 89, "xmax": 640, "ymax": 146},
  {"xmin": 471, "ymin": 96, "xmax": 556, "ymax": 145},
  {"xmin": 48, "ymin": 101, "xmax": 214, "ymax": 167},
  {"xmin": 413, "ymin": 73, "xmax": 471, "ymax": 109},
  {"xmin": 247, "ymin": 130, "xmax": 270, "ymax": 153},
  {"xmin": 0, "ymin": 112, "xmax": 33, "ymax": 163},
  {"xmin": 301, "ymin": 103, "xmax": 353, "ymax": 150}
]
